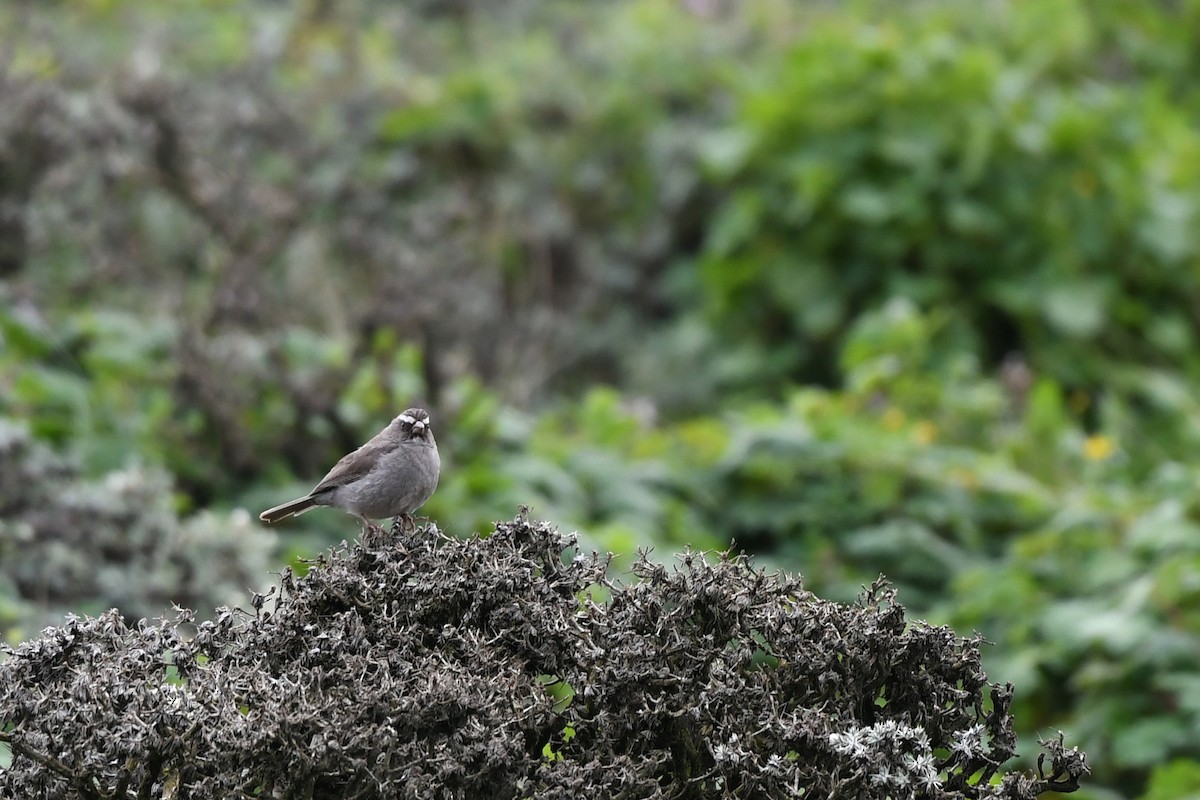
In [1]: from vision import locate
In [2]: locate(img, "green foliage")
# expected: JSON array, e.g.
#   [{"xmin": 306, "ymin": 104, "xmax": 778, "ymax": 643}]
[
  {"xmin": 1141, "ymin": 760, "xmax": 1200, "ymax": 800},
  {"xmin": 0, "ymin": 303, "xmax": 177, "ymax": 472},
  {"xmin": 698, "ymin": 2, "xmax": 1200, "ymax": 434}
]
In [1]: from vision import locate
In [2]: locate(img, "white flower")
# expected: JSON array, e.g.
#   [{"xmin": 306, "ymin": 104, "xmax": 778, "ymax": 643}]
[
  {"xmin": 828, "ymin": 728, "xmax": 867, "ymax": 758},
  {"xmin": 950, "ymin": 724, "xmax": 986, "ymax": 758}
]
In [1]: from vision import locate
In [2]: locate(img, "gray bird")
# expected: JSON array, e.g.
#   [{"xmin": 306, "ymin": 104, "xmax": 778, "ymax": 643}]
[{"xmin": 259, "ymin": 407, "xmax": 440, "ymax": 530}]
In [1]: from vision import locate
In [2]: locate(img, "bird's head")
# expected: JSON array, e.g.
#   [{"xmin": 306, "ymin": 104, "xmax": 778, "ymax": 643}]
[{"xmin": 396, "ymin": 408, "xmax": 433, "ymax": 441}]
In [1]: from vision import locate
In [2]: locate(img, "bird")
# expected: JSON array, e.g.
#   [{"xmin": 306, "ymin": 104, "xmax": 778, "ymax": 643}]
[{"xmin": 259, "ymin": 407, "xmax": 440, "ymax": 531}]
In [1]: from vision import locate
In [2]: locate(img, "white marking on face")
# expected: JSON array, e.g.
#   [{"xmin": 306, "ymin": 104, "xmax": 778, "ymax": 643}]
[{"xmin": 398, "ymin": 414, "xmax": 417, "ymax": 424}]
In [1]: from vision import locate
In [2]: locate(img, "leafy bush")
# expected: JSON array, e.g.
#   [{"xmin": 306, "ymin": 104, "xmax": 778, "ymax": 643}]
[
  {"xmin": 697, "ymin": 1, "xmax": 1200, "ymax": 465},
  {"xmin": 0, "ymin": 417, "xmax": 275, "ymax": 642},
  {"xmin": 0, "ymin": 0, "xmax": 732, "ymax": 502},
  {"xmin": 0, "ymin": 516, "xmax": 1087, "ymax": 798}
]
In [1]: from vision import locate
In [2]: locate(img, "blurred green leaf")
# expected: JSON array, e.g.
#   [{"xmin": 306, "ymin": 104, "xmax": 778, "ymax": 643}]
[{"xmin": 1140, "ymin": 759, "xmax": 1200, "ymax": 800}]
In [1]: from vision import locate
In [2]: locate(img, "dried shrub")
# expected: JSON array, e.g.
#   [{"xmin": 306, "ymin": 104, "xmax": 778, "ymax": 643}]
[
  {"xmin": 0, "ymin": 514, "xmax": 1087, "ymax": 799},
  {"xmin": 0, "ymin": 418, "xmax": 275, "ymax": 638}
]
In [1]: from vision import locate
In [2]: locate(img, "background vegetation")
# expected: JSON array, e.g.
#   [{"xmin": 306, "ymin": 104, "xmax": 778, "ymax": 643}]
[{"xmin": 2, "ymin": 0, "xmax": 1199, "ymax": 797}]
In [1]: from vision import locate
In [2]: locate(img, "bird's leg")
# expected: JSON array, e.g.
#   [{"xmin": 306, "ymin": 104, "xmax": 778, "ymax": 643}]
[{"xmin": 359, "ymin": 514, "xmax": 383, "ymax": 534}]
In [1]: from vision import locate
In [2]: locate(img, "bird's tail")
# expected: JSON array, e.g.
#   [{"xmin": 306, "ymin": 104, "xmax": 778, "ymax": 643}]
[{"xmin": 259, "ymin": 496, "xmax": 318, "ymax": 524}]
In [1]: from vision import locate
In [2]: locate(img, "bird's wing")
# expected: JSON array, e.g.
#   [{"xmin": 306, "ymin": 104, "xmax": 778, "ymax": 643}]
[{"xmin": 309, "ymin": 436, "xmax": 399, "ymax": 496}]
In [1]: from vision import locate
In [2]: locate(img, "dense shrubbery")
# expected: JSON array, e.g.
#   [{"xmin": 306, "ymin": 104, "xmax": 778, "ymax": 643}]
[
  {"xmin": 0, "ymin": 417, "xmax": 275, "ymax": 640},
  {"xmin": 700, "ymin": 7, "xmax": 1200, "ymax": 404},
  {"xmin": 0, "ymin": 516, "xmax": 1088, "ymax": 799},
  {"xmin": 4, "ymin": 0, "xmax": 1200, "ymax": 796}
]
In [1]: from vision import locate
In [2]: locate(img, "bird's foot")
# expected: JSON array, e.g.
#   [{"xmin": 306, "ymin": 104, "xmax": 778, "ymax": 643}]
[{"xmin": 390, "ymin": 514, "xmax": 414, "ymax": 534}]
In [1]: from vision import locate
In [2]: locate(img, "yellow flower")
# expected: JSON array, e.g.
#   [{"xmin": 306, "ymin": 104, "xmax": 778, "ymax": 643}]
[
  {"xmin": 882, "ymin": 407, "xmax": 906, "ymax": 430},
  {"xmin": 914, "ymin": 420, "xmax": 937, "ymax": 445},
  {"xmin": 1072, "ymin": 170, "xmax": 1098, "ymax": 197},
  {"xmin": 1083, "ymin": 434, "xmax": 1114, "ymax": 461},
  {"xmin": 948, "ymin": 467, "xmax": 980, "ymax": 490}
]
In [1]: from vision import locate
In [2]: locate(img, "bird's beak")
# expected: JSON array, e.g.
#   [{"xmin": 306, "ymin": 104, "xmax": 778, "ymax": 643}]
[{"xmin": 413, "ymin": 421, "xmax": 426, "ymax": 434}]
